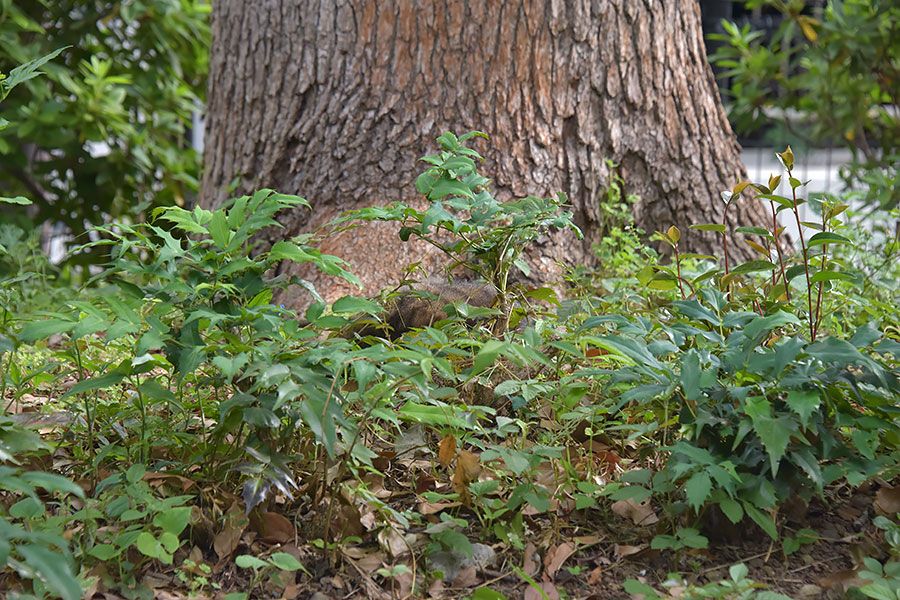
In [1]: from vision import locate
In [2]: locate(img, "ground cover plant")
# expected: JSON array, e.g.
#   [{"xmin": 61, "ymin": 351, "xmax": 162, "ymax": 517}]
[{"xmin": 0, "ymin": 113, "xmax": 899, "ymax": 600}]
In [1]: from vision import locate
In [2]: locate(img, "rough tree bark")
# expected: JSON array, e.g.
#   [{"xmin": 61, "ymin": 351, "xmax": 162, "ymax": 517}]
[{"xmin": 201, "ymin": 0, "xmax": 766, "ymax": 308}]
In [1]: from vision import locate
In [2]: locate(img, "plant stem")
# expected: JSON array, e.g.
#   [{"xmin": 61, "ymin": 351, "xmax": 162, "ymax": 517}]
[
  {"xmin": 674, "ymin": 246, "xmax": 686, "ymax": 299},
  {"xmin": 812, "ymin": 200, "xmax": 828, "ymax": 340},
  {"xmin": 770, "ymin": 200, "xmax": 791, "ymax": 302},
  {"xmin": 788, "ymin": 173, "xmax": 815, "ymax": 340}
]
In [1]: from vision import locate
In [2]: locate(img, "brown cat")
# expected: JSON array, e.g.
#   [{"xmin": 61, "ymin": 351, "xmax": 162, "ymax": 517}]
[{"xmin": 344, "ymin": 277, "xmax": 498, "ymax": 341}]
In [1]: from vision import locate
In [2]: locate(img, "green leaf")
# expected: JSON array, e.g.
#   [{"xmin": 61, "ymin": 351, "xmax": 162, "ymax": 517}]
[
  {"xmin": 2, "ymin": 46, "xmax": 69, "ymax": 92},
  {"xmin": 785, "ymin": 390, "xmax": 820, "ymax": 428},
  {"xmin": 785, "ymin": 264, "xmax": 807, "ymax": 282},
  {"xmin": 858, "ymin": 583, "xmax": 897, "ymax": 600},
  {"xmin": 17, "ymin": 544, "xmax": 81, "ymax": 600},
  {"xmin": 88, "ymin": 544, "xmax": 119, "ymax": 560},
  {"xmin": 136, "ymin": 531, "xmax": 161, "ymax": 558},
  {"xmin": 690, "ymin": 224, "xmax": 727, "ymax": 233},
  {"xmin": 268, "ymin": 552, "xmax": 308, "ymax": 573},
  {"xmin": 208, "ymin": 210, "xmax": 231, "ymax": 249},
  {"xmin": 807, "ymin": 232, "xmax": 853, "ymax": 247},
  {"xmin": 751, "ymin": 415, "xmax": 794, "ymax": 476},
  {"xmin": 0, "ymin": 195, "xmax": 31, "ymax": 205},
  {"xmin": 153, "ymin": 506, "xmax": 192, "ymax": 536},
  {"xmin": 809, "ymin": 270, "xmax": 852, "ymax": 284},
  {"xmin": 684, "ymin": 471, "xmax": 712, "ymax": 512},
  {"xmin": 735, "ymin": 226, "xmax": 772, "ymax": 237},
  {"xmin": 472, "ymin": 340, "xmax": 507, "ymax": 374},
  {"xmin": 427, "ymin": 178, "xmax": 474, "ymax": 201},
  {"xmin": 332, "ymin": 295, "xmax": 384, "ymax": 316},
  {"xmin": 19, "ymin": 316, "xmax": 77, "ymax": 343},
  {"xmin": 680, "ymin": 349, "xmax": 702, "ymax": 402},
  {"xmin": 269, "ymin": 240, "xmax": 314, "ymax": 263},
  {"xmin": 154, "ymin": 206, "xmax": 208, "ymax": 234},
  {"xmin": 470, "ymin": 587, "xmax": 508, "ymax": 600},
  {"xmin": 731, "ymin": 260, "xmax": 777, "ymax": 275},
  {"xmin": 609, "ymin": 486, "xmax": 652, "ymax": 503},
  {"xmin": 791, "ymin": 448, "xmax": 823, "ymax": 491},
  {"xmin": 62, "ymin": 370, "xmax": 127, "ymax": 400},
  {"xmin": 742, "ymin": 501, "xmax": 777, "ymax": 540},
  {"xmin": 21, "ymin": 472, "xmax": 85, "ymax": 499},
  {"xmin": 718, "ymin": 498, "xmax": 743, "ymax": 523},
  {"xmin": 651, "ymin": 535, "xmax": 676, "ymax": 550},
  {"xmin": 757, "ymin": 193, "xmax": 794, "ymax": 209},
  {"xmin": 679, "ymin": 528, "xmax": 708, "ymax": 549},
  {"xmin": 623, "ymin": 579, "xmax": 662, "ymax": 599},
  {"xmin": 235, "ymin": 554, "xmax": 268, "ymax": 570},
  {"xmin": 435, "ymin": 528, "xmax": 474, "ymax": 558}
]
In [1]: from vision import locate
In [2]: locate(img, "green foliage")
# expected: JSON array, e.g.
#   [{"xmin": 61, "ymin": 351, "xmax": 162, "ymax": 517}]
[
  {"xmin": 710, "ymin": 0, "xmax": 900, "ymax": 209},
  {"xmin": 0, "ymin": 1, "xmax": 209, "ymax": 262},
  {"xmin": 86, "ymin": 464, "xmax": 192, "ymax": 568},
  {"xmin": 625, "ymin": 563, "xmax": 795, "ymax": 599},
  {"xmin": 0, "ymin": 415, "xmax": 84, "ymax": 600},
  {"xmin": 334, "ymin": 130, "xmax": 581, "ymax": 329},
  {"xmin": 0, "ymin": 124, "xmax": 897, "ymax": 599}
]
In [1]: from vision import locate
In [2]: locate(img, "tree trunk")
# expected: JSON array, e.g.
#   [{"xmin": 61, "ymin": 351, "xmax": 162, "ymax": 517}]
[{"xmin": 202, "ymin": 0, "xmax": 766, "ymax": 308}]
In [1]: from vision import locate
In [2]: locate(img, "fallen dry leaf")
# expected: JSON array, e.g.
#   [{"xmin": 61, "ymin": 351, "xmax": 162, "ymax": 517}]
[
  {"xmin": 524, "ymin": 582, "xmax": 560, "ymax": 600},
  {"xmin": 452, "ymin": 564, "xmax": 480, "ymax": 588},
  {"xmin": 390, "ymin": 560, "xmax": 415, "ymax": 597},
  {"xmin": 457, "ymin": 450, "xmax": 481, "ymax": 480},
  {"xmin": 611, "ymin": 498, "xmax": 659, "ymax": 526},
  {"xmin": 438, "ymin": 434, "xmax": 457, "ymax": 467},
  {"xmin": 377, "ymin": 526, "xmax": 417, "ymax": 559},
  {"xmin": 874, "ymin": 486, "xmax": 900, "ymax": 516},
  {"xmin": 257, "ymin": 511, "xmax": 294, "ymax": 543},
  {"xmin": 213, "ymin": 501, "xmax": 247, "ymax": 560},
  {"xmin": 544, "ymin": 541, "xmax": 575, "ymax": 581},
  {"xmin": 587, "ymin": 564, "xmax": 603, "ymax": 585},
  {"xmin": 836, "ymin": 505, "xmax": 862, "ymax": 521},
  {"xmin": 819, "ymin": 568, "xmax": 864, "ymax": 591},
  {"xmin": 417, "ymin": 500, "xmax": 461, "ymax": 515},
  {"xmin": 427, "ymin": 578, "xmax": 446, "ymax": 598},
  {"xmin": 614, "ymin": 544, "xmax": 647, "ymax": 559},
  {"xmin": 522, "ymin": 542, "xmax": 541, "ymax": 577},
  {"xmin": 416, "ymin": 472, "xmax": 437, "ymax": 494},
  {"xmin": 452, "ymin": 450, "xmax": 482, "ymax": 505}
]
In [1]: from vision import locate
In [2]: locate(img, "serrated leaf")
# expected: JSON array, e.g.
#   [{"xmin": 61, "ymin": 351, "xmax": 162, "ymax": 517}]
[
  {"xmin": 752, "ymin": 416, "xmax": 794, "ymax": 476},
  {"xmin": 785, "ymin": 390, "xmax": 820, "ymax": 428},
  {"xmin": 684, "ymin": 471, "xmax": 712, "ymax": 513}
]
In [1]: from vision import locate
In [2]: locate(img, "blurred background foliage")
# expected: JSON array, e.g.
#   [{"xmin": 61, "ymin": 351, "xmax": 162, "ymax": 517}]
[
  {"xmin": 0, "ymin": 0, "xmax": 209, "ymax": 268},
  {"xmin": 709, "ymin": 0, "xmax": 900, "ymax": 211}
]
